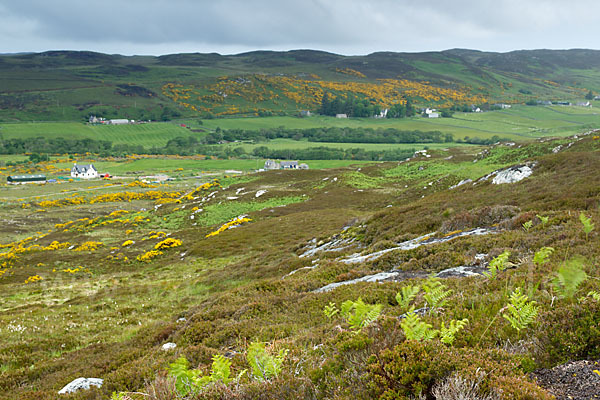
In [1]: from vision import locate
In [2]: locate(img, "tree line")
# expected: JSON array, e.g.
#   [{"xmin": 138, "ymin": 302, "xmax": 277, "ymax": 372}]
[
  {"xmin": 0, "ymin": 136, "xmax": 415, "ymax": 161},
  {"xmin": 207, "ymin": 126, "xmax": 453, "ymax": 144},
  {"xmin": 319, "ymin": 93, "xmax": 416, "ymax": 118}
]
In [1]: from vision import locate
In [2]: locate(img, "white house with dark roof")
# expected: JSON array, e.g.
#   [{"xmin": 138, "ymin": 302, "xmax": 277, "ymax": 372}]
[{"xmin": 71, "ymin": 164, "xmax": 98, "ymax": 179}]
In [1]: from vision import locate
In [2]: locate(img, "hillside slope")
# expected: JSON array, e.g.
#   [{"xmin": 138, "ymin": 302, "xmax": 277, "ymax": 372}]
[
  {"xmin": 0, "ymin": 131, "xmax": 599, "ymax": 399},
  {"xmin": 1, "ymin": 49, "xmax": 599, "ymax": 121}
]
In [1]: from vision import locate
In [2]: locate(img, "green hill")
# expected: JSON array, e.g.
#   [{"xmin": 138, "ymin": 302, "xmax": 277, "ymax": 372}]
[{"xmin": 1, "ymin": 49, "xmax": 600, "ymax": 122}]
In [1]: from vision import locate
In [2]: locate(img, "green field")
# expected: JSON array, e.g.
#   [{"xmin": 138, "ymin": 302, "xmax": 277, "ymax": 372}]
[{"xmin": 1, "ymin": 105, "xmax": 598, "ymax": 151}]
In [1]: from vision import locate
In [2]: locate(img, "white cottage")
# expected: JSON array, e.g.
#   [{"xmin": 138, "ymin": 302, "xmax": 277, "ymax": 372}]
[{"xmin": 71, "ymin": 164, "xmax": 99, "ymax": 179}]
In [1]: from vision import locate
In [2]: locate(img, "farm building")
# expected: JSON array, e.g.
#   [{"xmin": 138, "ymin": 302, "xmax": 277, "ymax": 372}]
[
  {"xmin": 424, "ymin": 112, "xmax": 439, "ymax": 118},
  {"xmin": 71, "ymin": 164, "xmax": 99, "ymax": 179},
  {"xmin": 108, "ymin": 119, "xmax": 131, "ymax": 125},
  {"xmin": 280, "ymin": 161, "xmax": 299, "ymax": 169},
  {"xmin": 7, "ymin": 174, "xmax": 46, "ymax": 184},
  {"xmin": 263, "ymin": 160, "xmax": 307, "ymax": 170},
  {"xmin": 335, "ymin": 114, "xmax": 348, "ymax": 119}
]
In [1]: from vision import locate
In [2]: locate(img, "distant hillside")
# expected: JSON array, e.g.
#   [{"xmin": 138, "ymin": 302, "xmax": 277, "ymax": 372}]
[{"xmin": 1, "ymin": 49, "xmax": 599, "ymax": 122}]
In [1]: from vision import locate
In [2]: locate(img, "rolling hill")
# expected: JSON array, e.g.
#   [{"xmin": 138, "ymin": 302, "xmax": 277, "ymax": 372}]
[{"xmin": 1, "ymin": 49, "xmax": 599, "ymax": 122}]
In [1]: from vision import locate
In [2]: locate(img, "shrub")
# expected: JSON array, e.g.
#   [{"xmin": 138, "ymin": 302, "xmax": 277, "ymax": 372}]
[{"xmin": 366, "ymin": 340, "xmax": 552, "ymax": 399}]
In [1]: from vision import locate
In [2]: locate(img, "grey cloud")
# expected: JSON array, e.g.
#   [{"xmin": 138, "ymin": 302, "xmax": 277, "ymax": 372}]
[{"xmin": 1, "ymin": 0, "xmax": 599, "ymax": 55}]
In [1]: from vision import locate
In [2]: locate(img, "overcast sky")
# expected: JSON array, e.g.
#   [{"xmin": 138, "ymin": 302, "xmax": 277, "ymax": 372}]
[{"xmin": 1, "ymin": 0, "xmax": 598, "ymax": 56}]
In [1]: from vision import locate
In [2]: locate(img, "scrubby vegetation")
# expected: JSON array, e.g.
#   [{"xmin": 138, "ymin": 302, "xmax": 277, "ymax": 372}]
[{"xmin": 0, "ymin": 128, "xmax": 599, "ymax": 399}]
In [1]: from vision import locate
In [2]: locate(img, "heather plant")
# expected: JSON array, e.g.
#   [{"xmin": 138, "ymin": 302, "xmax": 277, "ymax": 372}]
[
  {"xmin": 553, "ymin": 257, "xmax": 588, "ymax": 299},
  {"xmin": 503, "ymin": 288, "xmax": 539, "ymax": 332}
]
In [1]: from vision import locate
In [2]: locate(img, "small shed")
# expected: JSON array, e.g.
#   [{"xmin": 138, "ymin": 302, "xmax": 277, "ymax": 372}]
[{"xmin": 7, "ymin": 174, "xmax": 46, "ymax": 183}]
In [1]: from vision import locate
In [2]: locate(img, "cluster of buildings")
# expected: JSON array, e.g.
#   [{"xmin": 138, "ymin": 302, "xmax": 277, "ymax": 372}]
[
  {"xmin": 88, "ymin": 116, "xmax": 135, "ymax": 125},
  {"xmin": 263, "ymin": 160, "xmax": 309, "ymax": 170}
]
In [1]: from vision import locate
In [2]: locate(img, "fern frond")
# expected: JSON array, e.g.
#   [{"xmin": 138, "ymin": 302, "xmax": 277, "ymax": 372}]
[
  {"xmin": 344, "ymin": 298, "xmax": 382, "ymax": 332},
  {"xmin": 537, "ymin": 214, "xmax": 549, "ymax": 227},
  {"xmin": 579, "ymin": 212, "xmax": 594, "ymax": 240},
  {"xmin": 588, "ymin": 290, "xmax": 600, "ymax": 301},
  {"xmin": 553, "ymin": 257, "xmax": 588, "ymax": 299},
  {"xmin": 401, "ymin": 308, "xmax": 439, "ymax": 341},
  {"xmin": 423, "ymin": 276, "xmax": 452, "ymax": 309},
  {"xmin": 502, "ymin": 288, "xmax": 539, "ymax": 331},
  {"xmin": 483, "ymin": 251, "xmax": 511, "ymax": 279},
  {"xmin": 439, "ymin": 318, "xmax": 469, "ymax": 345},
  {"xmin": 533, "ymin": 247, "xmax": 554, "ymax": 267},
  {"xmin": 323, "ymin": 302, "xmax": 339, "ymax": 319},
  {"xmin": 210, "ymin": 354, "xmax": 232, "ymax": 384},
  {"xmin": 396, "ymin": 284, "xmax": 420, "ymax": 310}
]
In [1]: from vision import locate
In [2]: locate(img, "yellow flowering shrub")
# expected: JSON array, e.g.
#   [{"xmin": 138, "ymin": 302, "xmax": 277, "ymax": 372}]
[
  {"xmin": 136, "ymin": 250, "xmax": 163, "ymax": 262},
  {"xmin": 43, "ymin": 241, "xmax": 71, "ymax": 251},
  {"xmin": 24, "ymin": 275, "xmax": 42, "ymax": 284},
  {"xmin": 205, "ymin": 217, "xmax": 252, "ymax": 238},
  {"xmin": 73, "ymin": 241, "xmax": 103, "ymax": 252},
  {"xmin": 154, "ymin": 238, "xmax": 182, "ymax": 250}
]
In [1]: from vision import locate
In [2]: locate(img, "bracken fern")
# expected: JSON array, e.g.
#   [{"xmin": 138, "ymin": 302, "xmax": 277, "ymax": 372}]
[
  {"xmin": 503, "ymin": 288, "xmax": 539, "ymax": 331},
  {"xmin": 423, "ymin": 276, "xmax": 452, "ymax": 310},
  {"xmin": 553, "ymin": 257, "xmax": 588, "ymax": 299},
  {"xmin": 396, "ymin": 284, "xmax": 420, "ymax": 311}
]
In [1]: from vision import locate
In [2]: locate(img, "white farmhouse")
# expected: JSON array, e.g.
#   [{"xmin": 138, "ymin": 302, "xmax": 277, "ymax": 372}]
[{"xmin": 71, "ymin": 164, "xmax": 99, "ymax": 179}]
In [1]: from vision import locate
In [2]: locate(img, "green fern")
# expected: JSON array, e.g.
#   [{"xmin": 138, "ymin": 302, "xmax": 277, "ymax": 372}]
[
  {"xmin": 579, "ymin": 212, "xmax": 594, "ymax": 241},
  {"xmin": 537, "ymin": 214, "xmax": 549, "ymax": 228},
  {"xmin": 340, "ymin": 298, "xmax": 382, "ymax": 333},
  {"xmin": 533, "ymin": 247, "xmax": 554, "ymax": 267},
  {"xmin": 587, "ymin": 291, "xmax": 600, "ymax": 301},
  {"xmin": 168, "ymin": 354, "xmax": 237, "ymax": 395},
  {"xmin": 400, "ymin": 308, "xmax": 439, "ymax": 341},
  {"xmin": 395, "ymin": 284, "xmax": 420, "ymax": 310},
  {"xmin": 168, "ymin": 356, "xmax": 203, "ymax": 396},
  {"xmin": 483, "ymin": 251, "xmax": 511, "ymax": 279},
  {"xmin": 522, "ymin": 220, "xmax": 533, "ymax": 232},
  {"xmin": 503, "ymin": 288, "xmax": 539, "ymax": 331},
  {"xmin": 439, "ymin": 318, "xmax": 469, "ymax": 345},
  {"xmin": 553, "ymin": 257, "xmax": 588, "ymax": 299},
  {"xmin": 323, "ymin": 302, "xmax": 339, "ymax": 319},
  {"xmin": 423, "ymin": 276, "xmax": 452, "ymax": 309},
  {"xmin": 247, "ymin": 341, "xmax": 288, "ymax": 381}
]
